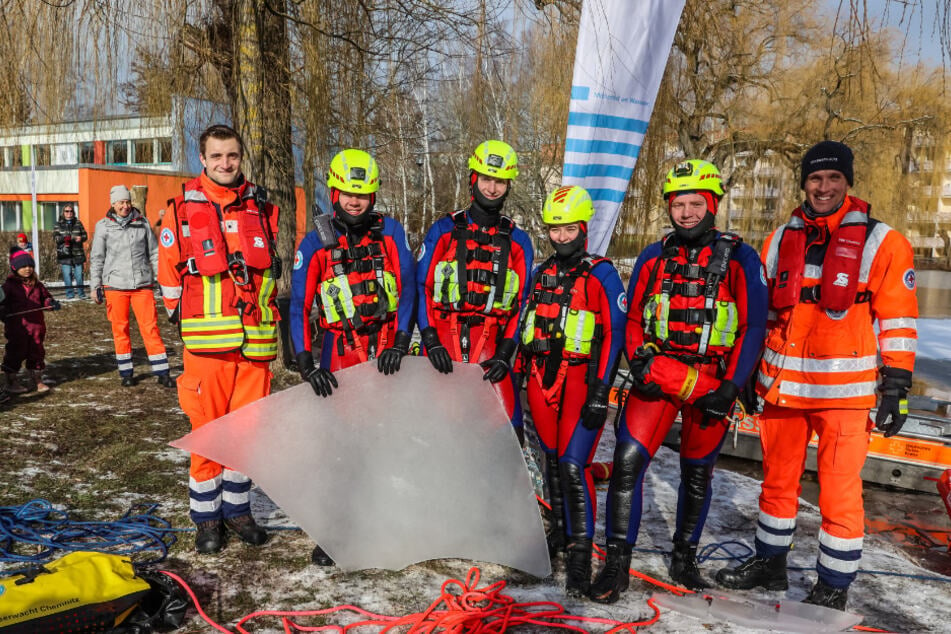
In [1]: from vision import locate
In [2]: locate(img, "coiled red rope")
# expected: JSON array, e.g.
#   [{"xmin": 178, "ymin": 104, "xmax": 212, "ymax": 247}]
[{"xmin": 160, "ymin": 566, "xmax": 661, "ymax": 633}]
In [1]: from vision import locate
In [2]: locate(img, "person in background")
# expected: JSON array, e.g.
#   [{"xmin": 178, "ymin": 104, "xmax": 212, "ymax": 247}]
[
  {"xmin": 2, "ymin": 248, "xmax": 60, "ymax": 393},
  {"xmin": 716, "ymin": 141, "xmax": 919, "ymax": 611},
  {"xmin": 158, "ymin": 124, "xmax": 281, "ymax": 555},
  {"xmin": 15, "ymin": 233, "xmax": 32, "ymax": 256},
  {"xmin": 53, "ymin": 205, "xmax": 89, "ymax": 301},
  {"xmin": 89, "ymin": 185, "xmax": 173, "ymax": 388},
  {"xmin": 515, "ymin": 185, "xmax": 626, "ymax": 597}
]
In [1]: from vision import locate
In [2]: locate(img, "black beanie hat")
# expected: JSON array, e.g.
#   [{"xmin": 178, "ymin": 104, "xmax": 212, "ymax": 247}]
[{"xmin": 800, "ymin": 140, "xmax": 853, "ymax": 188}]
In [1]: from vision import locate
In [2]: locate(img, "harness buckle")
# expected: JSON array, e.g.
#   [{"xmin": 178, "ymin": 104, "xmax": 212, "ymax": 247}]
[
  {"xmin": 185, "ymin": 257, "xmax": 200, "ymax": 275},
  {"xmin": 228, "ymin": 252, "xmax": 250, "ymax": 286}
]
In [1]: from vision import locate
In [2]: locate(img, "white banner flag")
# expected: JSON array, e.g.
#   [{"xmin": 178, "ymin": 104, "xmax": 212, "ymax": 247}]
[{"xmin": 563, "ymin": 0, "xmax": 685, "ymax": 255}]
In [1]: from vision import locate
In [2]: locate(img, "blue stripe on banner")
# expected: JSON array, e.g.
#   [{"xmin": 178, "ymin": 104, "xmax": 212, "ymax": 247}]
[
  {"xmin": 568, "ymin": 112, "xmax": 649, "ymax": 134},
  {"xmin": 566, "ymin": 138, "xmax": 641, "ymax": 158},
  {"xmin": 571, "ymin": 85, "xmax": 590, "ymax": 100},
  {"xmin": 585, "ymin": 188, "xmax": 628, "ymax": 203},
  {"xmin": 564, "ymin": 163, "xmax": 634, "ymax": 180}
]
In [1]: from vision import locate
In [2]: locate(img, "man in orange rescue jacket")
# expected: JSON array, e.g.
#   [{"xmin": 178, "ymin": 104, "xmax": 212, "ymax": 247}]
[
  {"xmin": 716, "ymin": 141, "xmax": 919, "ymax": 610},
  {"xmin": 158, "ymin": 124, "xmax": 281, "ymax": 555}
]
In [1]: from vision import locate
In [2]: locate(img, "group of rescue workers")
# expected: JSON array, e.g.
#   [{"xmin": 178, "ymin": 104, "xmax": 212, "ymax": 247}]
[{"xmin": 156, "ymin": 124, "xmax": 918, "ymax": 613}]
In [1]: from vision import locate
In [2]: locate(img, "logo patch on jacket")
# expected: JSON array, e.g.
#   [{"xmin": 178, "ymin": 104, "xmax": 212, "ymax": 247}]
[
  {"xmin": 159, "ymin": 228, "xmax": 175, "ymax": 247},
  {"xmin": 617, "ymin": 292, "xmax": 628, "ymax": 313},
  {"xmin": 903, "ymin": 268, "xmax": 916, "ymax": 290}
]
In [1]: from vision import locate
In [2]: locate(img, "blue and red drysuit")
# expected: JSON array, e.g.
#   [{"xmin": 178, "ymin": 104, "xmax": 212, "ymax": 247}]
[
  {"xmin": 605, "ymin": 231, "xmax": 768, "ymax": 548},
  {"xmin": 416, "ymin": 208, "xmax": 534, "ymax": 431},
  {"xmin": 516, "ymin": 254, "xmax": 626, "ymax": 544},
  {"xmin": 290, "ymin": 213, "xmax": 416, "ymax": 370}
]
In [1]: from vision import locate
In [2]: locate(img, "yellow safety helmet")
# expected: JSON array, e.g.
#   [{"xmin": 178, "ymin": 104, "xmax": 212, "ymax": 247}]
[
  {"xmin": 468, "ymin": 140, "xmax": 519, "ymax": 180},
  {"xmin": 542, "ymin": 185, "xmax": 595, "ymax": 225},
  {"xmin": 662, "ymin": 159, "xmax": 724, "ymax": 199},
  {"xmin": 327, "ymin": 149, "xmax": 380, "ymax": 194}
]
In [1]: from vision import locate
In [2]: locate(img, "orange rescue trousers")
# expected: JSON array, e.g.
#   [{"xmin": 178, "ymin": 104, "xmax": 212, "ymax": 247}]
[
  {"xmin": 179, "ymin": 349, "xmax": 272, "ymax": 523},
  {"xmin": 755, "ymin": 403, "xmax": 871, "ymax": 588},
  {"xmin": 104, "ymin": 288, "xmax": 168, "ymax": 378}
]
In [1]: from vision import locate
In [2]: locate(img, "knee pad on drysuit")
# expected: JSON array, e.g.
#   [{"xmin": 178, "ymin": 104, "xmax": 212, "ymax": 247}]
[
  {"xmin": 559, "ymin": 460, "xmax": 592, "ymax": 539},
  {"xmin": 605, "ymin": 443, "xmax": 650, "ymax": 543},
  {"xmin": 675, "ymin": 460, "xmax": 716, "ymax": 544}
]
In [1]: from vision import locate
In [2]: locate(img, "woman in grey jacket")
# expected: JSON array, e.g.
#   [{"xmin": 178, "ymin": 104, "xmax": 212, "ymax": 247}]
[{"xmin": 89, "ymin": 185, "xmax": 174, "ymax": 388}]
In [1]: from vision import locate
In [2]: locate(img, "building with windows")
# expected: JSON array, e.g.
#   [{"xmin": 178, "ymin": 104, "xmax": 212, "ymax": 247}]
[{"xmin": 0, "ymin": 97, "xmax": 306, "ymax": 264}]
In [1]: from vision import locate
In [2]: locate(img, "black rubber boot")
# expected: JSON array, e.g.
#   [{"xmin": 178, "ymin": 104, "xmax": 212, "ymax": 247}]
[
  {"xmin": 195, "ymin": 519, "xmax": 225, "ymax": 554},
  {"xmin": 589, "ymin": 539, "xmax": 633, "ymax": 604},
  {"xmin": 803, "ymin": 579, "xmax": 849, "ymax": 611},
  {"xmin": 157, "ymin": 374, "xmax": 175, "ymax": 388},
  {"xmin": 224, "ymin": 514, "xmax": 269, "ymax": 545},
  {"xmin": 715, "ymin": 553, "xmax": 789, "ymax": 591},
  {"xmin": 669, "ymin": 539, "xmax": 706, "ymax": 590},
  {"xmin": 311, "ymin": 544, "xmax": 335, "ymax": 566},
  {"xmin": 564, "ymin": 538, "xmax": 592, "ymax": 597},
  {"xmin": 545, "ymin": 454, "xmax": 566, "ymax": 557}
]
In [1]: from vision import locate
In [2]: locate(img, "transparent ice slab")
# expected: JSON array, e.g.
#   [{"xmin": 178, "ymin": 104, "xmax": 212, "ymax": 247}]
[{"xmin": 170, "ymin": 357, "xmax": 551, "ymax": 577}]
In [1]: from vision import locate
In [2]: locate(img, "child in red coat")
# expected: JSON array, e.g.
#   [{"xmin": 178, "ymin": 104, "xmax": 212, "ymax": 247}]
[{"xmin": 3, "ymin": 249, "xmax": 59, "ymax": 393}]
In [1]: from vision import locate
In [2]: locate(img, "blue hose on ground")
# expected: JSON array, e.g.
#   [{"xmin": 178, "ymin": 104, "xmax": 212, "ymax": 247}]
[
  {"xmin": 0, "ymin": 499, "xmax": 182, "ymax": 569},
  {"xmin": 698, "ymin": 539, "xmax": 951, "ymax": 584}
]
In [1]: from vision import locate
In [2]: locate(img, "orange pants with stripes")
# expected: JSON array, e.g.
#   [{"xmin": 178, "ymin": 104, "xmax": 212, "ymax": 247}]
[
  {"xmin": 758, "ymin": 404, "xmax": 871, "ymax": 541},
  {"xmin": 178, "ymin": 349, "xmax": 273, "ymax": 482},
  {"xmin": 104, "ymin": 288, "xmax": 167, "ymax": 375}
]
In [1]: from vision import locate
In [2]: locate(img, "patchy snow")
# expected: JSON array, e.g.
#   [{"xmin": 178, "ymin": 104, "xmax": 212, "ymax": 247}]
[{"xmin": 168, "ymin": 444, "xmax": 951, "ymax": 633}]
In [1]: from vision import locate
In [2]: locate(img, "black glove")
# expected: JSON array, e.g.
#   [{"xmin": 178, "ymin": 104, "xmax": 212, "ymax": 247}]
[
  {"xmin": 378, "ymin": 330, "xmax": 411, "ymax": 375},
  {"xmin": 875, "ymin": 367, "xmax": 912, "ymax": 438},
  {"xmin": 581, "ymin": 383, "xmax": 611, "ymax": 430},
  {"xmin": 628, "ymin": 348, "xmax": 663, "ymax": 397},
  {"xmin": 296, "ymin": 351, "xmax": 338, "ymax": 398},
  {"xmin": 95, "ymin": 287, "xmax": 105, "ymax": 305},
  {"xmin": 49, "ymin": 299, "xmax": 61, "ymax": 311},
  {"xmin": 421, "ymin": 327, "xmax": 453, "ymax": 374},
  {"xmin": 481, "ymin": 338, "xmax": 517, "ymax": 383},
  {"xmin": 693, "ymin": 381, "xmax": 740, "ymax": 424}
]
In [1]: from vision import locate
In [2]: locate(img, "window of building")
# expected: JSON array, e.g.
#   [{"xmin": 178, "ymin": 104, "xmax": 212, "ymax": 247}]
[
  {"xmin": 2, "ymin": 146, "xmax": 24, "ymax": 169},
  {"xmin": 34, "ymin": 145, "xmax": 52, "ymax": 166},
  {"xmin": 40, "ymin": 202, "xmax": 59, "ymax": 229},
  {"xmin": 107, "ymin": 140, "xmax": 128, "ymax": 164},
  {"xmin": 0, "ymin": 201, "xmax": 20, "ymax": 231},
  {"xmin": 157, "ymin": 137, "xmax": 172, "ymax": 164},
  {"xmin": 133, "ymin": 139, "xmax": 153, "ymax": 164},
  {"xmin": 79, "ymin": 142, "xmax": 95, "ymax": 164}
]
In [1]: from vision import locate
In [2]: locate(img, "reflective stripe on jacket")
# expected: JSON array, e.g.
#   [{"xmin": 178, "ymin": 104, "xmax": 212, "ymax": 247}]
[{"xmin": 757, "ymin": 196, "xmax": 918, "ymax": 409}]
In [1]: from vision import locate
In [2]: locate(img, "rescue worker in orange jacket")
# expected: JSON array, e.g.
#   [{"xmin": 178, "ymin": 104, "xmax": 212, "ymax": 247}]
[
  {"xmin": 516, "ymin": 186, "xmax": 626, "ymax": 597},
  {"xmin": 590, "ymin": 160, "xmax": 769, "ymax": 603},
  {"xmin": 716, "ymin": 141, "xmax": 919, "ymax": 611},
  {"xmin": 416, "ymin": 140, "xmax": 534, "ymax": 436},
  {"xmin": 157, "ymin": 124, "xmax": 281, "ymax": 555},
  {"xmin": 289, "ymin": 149, "xmax": 416, "ymax": 566}
]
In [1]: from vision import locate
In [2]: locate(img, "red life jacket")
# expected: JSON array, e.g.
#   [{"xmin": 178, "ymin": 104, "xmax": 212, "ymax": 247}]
[
  {"xmin": 179, "ymin": 182, "xmax": 273, "ymax": 275},
  {"xmin": 772, "ymin": 198, "xmax": 869, "ymax": 312},
  {"xmin": 434, "ymin": 210, "xmax": 521, "ymax": 317},
  {"xmin": 315, "ymin": 214, "xmax": 398, "ymax": 338},
  {"xmin": 640, "ymin": 232, "xmax": 742, "ymax": 360}
]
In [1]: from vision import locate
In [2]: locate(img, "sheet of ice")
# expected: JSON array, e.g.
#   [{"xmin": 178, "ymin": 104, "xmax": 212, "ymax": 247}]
[{"xmin": 170, "ymin": 358, "xmax": 550, "ymax": 578}]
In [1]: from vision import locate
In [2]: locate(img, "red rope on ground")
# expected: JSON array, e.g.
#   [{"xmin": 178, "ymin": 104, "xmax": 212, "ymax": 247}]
[{"xmin": 160, "ymin": 566, "xmax": 661, "ymax": 633}]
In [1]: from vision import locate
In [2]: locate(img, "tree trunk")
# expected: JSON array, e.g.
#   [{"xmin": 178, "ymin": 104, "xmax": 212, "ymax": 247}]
[{"xmin": 231, "ymin": 0, "xmax": 296, "ymax": 299}]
